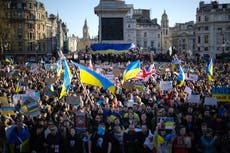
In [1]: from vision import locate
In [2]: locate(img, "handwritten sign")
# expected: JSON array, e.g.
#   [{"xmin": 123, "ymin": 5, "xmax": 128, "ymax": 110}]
[
  {"xmin": 160, "ymin": 81, "xmax": 173, "ymax": 91},
  {"xmin": 204, "ymin": 97, "xmax": 217, "ymax": 106},
  {"xmin": 188, "ymin": 95, "xmax": 200, "ymax": 103}
]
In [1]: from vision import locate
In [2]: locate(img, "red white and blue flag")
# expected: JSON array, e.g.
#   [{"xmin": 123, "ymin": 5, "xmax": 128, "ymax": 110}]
[{"xmin": 135, "ymin": 64, "xmax": 156, "ymax": 81}]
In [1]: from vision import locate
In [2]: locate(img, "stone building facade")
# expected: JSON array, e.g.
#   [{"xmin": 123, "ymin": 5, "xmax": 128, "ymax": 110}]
[
  {"xmin": 170, "ymin": 21, "xmax": 195, "ymax": 55},
  {"xmin": 0, "ymin": 0, "xmax": 68, "ymax": 56},
  {"xmin": 195, "ymin": 1, "xmax": 230, "ymax": 57}
]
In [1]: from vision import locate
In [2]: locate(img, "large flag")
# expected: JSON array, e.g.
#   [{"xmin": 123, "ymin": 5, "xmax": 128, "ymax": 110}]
[
  {"xmin": 177, "ymin": 65, "xmax": 185, "ymax": 87},
  {"xmin": 123, "ymin": 60, "xmax": 140, "ymax": 82},
  {"xmin": 72, "ymin": 61, "xmax": 115, "ymax": 94},
  {"xmin": 206, "ymin": 58, "xmax": 214, "ymax": 82},
  {"xmin": 59, "ymin": 59, "xmax": 72, "ymax": 99},
  {"xmin": 56, "ymin": 59, "xmax": 62, "ymax": 77}
]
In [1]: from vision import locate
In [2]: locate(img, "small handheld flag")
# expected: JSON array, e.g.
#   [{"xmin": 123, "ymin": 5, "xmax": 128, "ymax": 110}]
[
  {"xmin": 206, "ymin": 58, "xmax": 214, "ymax": 82},
  {"xmin": 177, "ymin": 65, "xmax": 185, "ymax": 87},
  {"xmin": 123, "ymin": 60, "xmax": 140, "ymax": 82}
]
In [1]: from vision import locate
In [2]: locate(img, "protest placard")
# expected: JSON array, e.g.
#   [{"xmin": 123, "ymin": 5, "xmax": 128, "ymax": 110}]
[
  {"xmin": 75, "ymin": 113, "xmax": 87, "ymax": 129},
  {"xmin": 204, "ymin": 97, "xmax": 217, "ymax": 106},
  {"xmin": 188, "ymin": 95, "xmax": 200, "ymax": 103},
  {"xmin": 0, "ymin": 96, "xmax": 8, "ymax": 105},
  {"xmin": 184, "ymin": 86, "xmax": 192, "ymax": 95},
  {"xmin": 187, "ymin": 74, "xmax": 198, "ymax": 81},
  {"xmin": 157, "ymin": 117, "xmax": 175, "ymax": 129},
  {"xmin": 122, "ymin": 81, "xmax": 134, "ymax": 90},
  {"xmin": 160, "ymin": 81, "xmax": 173, "ymax": 91},
  {"xmin": 66, "ymin": 95, "xmax": 82, "ymax": 105}
]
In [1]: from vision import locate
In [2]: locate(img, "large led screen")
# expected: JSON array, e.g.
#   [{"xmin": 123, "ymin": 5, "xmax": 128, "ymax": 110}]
[{"xmin": 101, "ymin": 18, "xmax": 123, "ymax": 40}]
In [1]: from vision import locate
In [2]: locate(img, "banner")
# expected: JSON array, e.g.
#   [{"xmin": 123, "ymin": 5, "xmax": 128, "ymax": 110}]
[
  {"xmin": 0, "ymin": 106, "xmax": 15, "ymax": 115},
  {"xmin": 204, "ymin": 97, "xmax": 217, "ymax": 106},
  {"xmin": 160, "ymin": 81, "xmax": 173, "ymax": 91},
  {"xmin": 188, "ymin": 95, "xmax": 200, "ymax": 103},
  {"xmin": 212, "ymin": 87, "xmax": 230, "ymax": 102}
]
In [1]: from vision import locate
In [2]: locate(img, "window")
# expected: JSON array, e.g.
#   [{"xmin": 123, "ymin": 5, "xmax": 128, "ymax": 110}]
[
  {"xmin": 144, "ymin": 41, "xmax": 147, "ymax": 48},
  {"xmin": 198, "ymin": 47, "xmax": 200, "ymax": 51},
  {"xmin": 28, "ymin": 3, "xmax": 32, "ymax": 9},
  {"xmin": 205, "ymin": 47, "xmax": 209, "ymax": 51},
  {"xmin": 198, "ymin": 16, "xmax": 201, "ymax": 22},
  {"xmin": 128, "ymin": 24, "xmax": 131, "ymax": 28},
  {"xmin": 18, "ymin": 24, "xmax": 22, "ymax": 29},
  {"xmin": 182, "ymin": 45, "xmax": 186, "ymax": 50},
  {"xmin": 28, "ymin": 42, "xmax": 33, "ymax": 51},
  {"xmin": 205, "ymin": 26, "xmax": 209, "ymax": 31},
  {"xmin": 29, "ymin": 33, "xmax": 33, "ymax": 40},
  {"xmin": 28, "ymin": 23, "xmax": 33, "ymax": 29},
  {"xmin": 204, "ymin": 35, "xmax": 209, "ymax": 43},
  {"xmin": 18, "ymin": 33, "xmax": 22, "ymax": 39},
  {"xmin": 144, "ymin": 32, "xmax": 147, "ymax": 37},
  {"xmin": 182, "ymin": 39, "xmax": 186, "ymax": 43},
  {"xmin": 198, "ymin": 27, "xmax": 201, "ymax": 31},
  {"xmin": 18, "ymin": 12, "xmax": 22, "ymax": 18},
  {"xmin": 205, "ymin": 16, "xmax": 209, "ymax": 21},
  {"xmin": 151, "ymin": 41, "xmax": 154, "ymax": 47},
  {"xmin": 17, "ymin": 3, "xmax": 22, "ymax": 9},
  {"xmin": 7, "ymin": 3, "xmax": 11, "ymax": 8},
  {"xmin": 198, "ymin": 36, "xmax": 201, "ymax": 43}
]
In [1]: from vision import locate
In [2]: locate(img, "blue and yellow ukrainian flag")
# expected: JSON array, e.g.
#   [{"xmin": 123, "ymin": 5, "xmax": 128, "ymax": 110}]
[
  {"xmin": 123, "ymin": 60, "xmax": 140, "ymax": 82},
  {"xmin": 56, "ymin": 59, "xmax": 62, "ymax": 77},
  {"xmin": 15, "ymin": 79, "xmax": 22, "ymax": 94},
  {"xmin": 177, "ymin": 65, "xmax": 185, "ymax": 87},
  {"xmin": 72, "ymin": 61, "xmax": 115, "ymax": 94},
  {"xmin": 59, "ymin": 59, "xmax": 72, "ymax": 99},
  {"xmin": 5, "ymin": 56, "xmax": 13, "ymax": 63},
  {"xmin": 206, "ymin": 58, "xmax": 214, "ymax": 82}
]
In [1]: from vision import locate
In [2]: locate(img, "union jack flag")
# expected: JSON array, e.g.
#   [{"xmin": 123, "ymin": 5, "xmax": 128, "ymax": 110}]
[{"xmin": 135, "ymin": 64, "xmax": 156, "ymax": 81}]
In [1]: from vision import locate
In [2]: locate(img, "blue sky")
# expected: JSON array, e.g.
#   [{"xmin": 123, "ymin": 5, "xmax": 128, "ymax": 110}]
[{"xmin": 39, "ymin": 0, "xmax": 229, "ymax": 38}]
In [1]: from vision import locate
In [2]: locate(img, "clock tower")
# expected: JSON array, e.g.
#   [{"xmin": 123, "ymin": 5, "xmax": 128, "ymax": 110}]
[{"xmin": 83, "ymin": 19, "xmax": 90, "ymax": 40}]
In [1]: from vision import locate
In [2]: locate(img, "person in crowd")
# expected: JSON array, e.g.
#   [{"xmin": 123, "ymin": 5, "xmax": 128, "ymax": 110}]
[
  {"xmin": 173, "ymin": 126, "xmax": 191, "ymax": 153},
  {"xmin": 45, "ymin": 125, "xmax": 63, "ymax": 153},
  {"xmin": 107, "ymin": 125, "xmax": 124, "ymax": 153},
  {"xmin": 200, "ymin": 128, "xmax": 218, "ymax": 153},
  {"xmin": 88, "ymin": 123, "xmax": 108, "ymax": 153},
  {"xmin": 7, "ymin": 118, "xmax": 30, "ymax": 153},
  {"xmin": 64, "ymin": 127, "xmax": 82, "ymax": 153}
]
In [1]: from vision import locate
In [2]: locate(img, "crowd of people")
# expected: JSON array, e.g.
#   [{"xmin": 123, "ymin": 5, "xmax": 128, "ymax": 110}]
[{"xmin": 0, "ymin": 52, "xmax": 229, "ymax": 153}]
